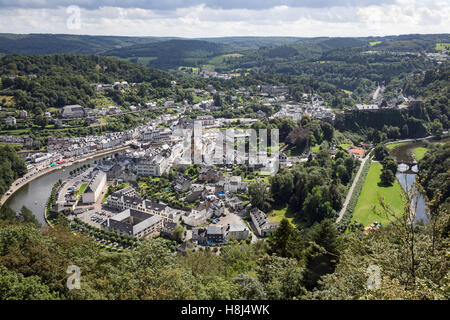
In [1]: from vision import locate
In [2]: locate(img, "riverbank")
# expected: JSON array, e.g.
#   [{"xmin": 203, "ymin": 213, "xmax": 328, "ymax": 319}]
[{"xmin": 0, "ymin": 144, "xmax": 130, "ymax": 206}]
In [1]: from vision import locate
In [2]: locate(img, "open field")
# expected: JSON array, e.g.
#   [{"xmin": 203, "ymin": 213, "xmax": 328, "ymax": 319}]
[
  {"xmin": 311, "ymin": 144, "xmax": 320, "ymax": 153},
  {"xmin": 267, "ymin": 206, "xmax": 296, "ymax": 225},
  {"xmin": 386, "ymin": 141, "xmax": 410, "ymax": 150},
  {"xmin": 413, "ymin": 147, "xmax": 428, "ymax": 161},
  {"xmin": 0, "ymin": 95, "xmax": 14, "ymax": 106},
  {"xmin": 351, "ymin": 162, "xmax": 405, "ymax": 227},
  {"xmin": 369, "ymin": 41, "xmax": 382, "ymax": 46},
  {"xmin": 208, "ymin": 53, "xmax": 244, "ymax": 65},
  {"xmin": 91, "ymin": 95, "xmax": 115, "ymax": 109},
  {"xmin": 125, "ymin": 56, "xmax": 157, "ymax": 65},
  {"xmin": 435, "ymin": 43, "xmax": 450, "ymax": 51},
  {"xmin": 339, "ymin": 143, "xmax": 352, "ymax": 150}
]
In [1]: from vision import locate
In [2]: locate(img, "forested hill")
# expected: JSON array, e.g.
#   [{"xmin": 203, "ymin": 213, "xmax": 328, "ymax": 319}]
[
  {"xmin": 0, "ymin": 54, "xmax": 173, "ymax": 111},
  {"xmin": 0, "ymin": 54, "xmax": 172, "ymax": 82},
  {"xmin": 102, "ymin": 39, "xmax": 235, "ymax": 69},
  {"xmin": 0, "ymin": 34, "xmax": 163, "ymax": 55}
]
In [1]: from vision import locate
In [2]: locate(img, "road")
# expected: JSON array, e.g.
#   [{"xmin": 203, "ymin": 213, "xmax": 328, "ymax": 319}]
[
  {"xmin": 0, "ymin": 144, "xmax": 130, "ymax": 206},
  {"xmin": 335, "ymin": 153, "xmax": 370, "ymax": 223},
  {"xmin": 383, "ymin": 135, "xmax": 438, "ymax": 147}
]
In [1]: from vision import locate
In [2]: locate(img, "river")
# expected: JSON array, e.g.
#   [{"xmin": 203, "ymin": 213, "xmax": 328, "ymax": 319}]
[
  {"xmin": 5, "ymin": 153, "xmax": 116, "ymax": 226},
  {"xmin": 396, "ymin": 173, "xmax": 429, "ymax": 225},
  {"xmin": 389, "ymin": 141, "xmax": 431, "ymax": 225}
]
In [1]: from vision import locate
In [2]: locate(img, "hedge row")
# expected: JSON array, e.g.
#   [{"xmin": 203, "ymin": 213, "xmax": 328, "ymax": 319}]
[{"xmin": 337, "ymin": 158, "xmax": 372, "ymax": 232}]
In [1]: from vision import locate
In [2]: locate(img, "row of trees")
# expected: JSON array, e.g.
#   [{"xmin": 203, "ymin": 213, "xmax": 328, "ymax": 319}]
[{"xmin": 0, "ymin": 145, "xmax": 27, "ymax": 196}]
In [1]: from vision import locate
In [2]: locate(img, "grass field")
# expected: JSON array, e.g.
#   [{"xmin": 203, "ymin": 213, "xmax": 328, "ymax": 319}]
[
  {"xmin": 351, "ymin": 162, "xmax": 405, "ymax": 227},
  {"xmin": 267, "ymin": 206, "xmax": 296, "ymax": 224},
  {"xmin": 386, "ymin": 141, "xmax": 409, "ymax": 150},
  {"xmin": 413, "ymin": 147, "xmax": 427, "ymax": 161},
  {"xmin": 76, "ymin": 183, "xmax": 88, "ymax": 196},
  {"xmin": 311, "ymin": 144, "xmax": 320, "ymax": 153},
  {"xmin": 339, "ymin": 143, "xmax": 352, "ymax": 150},
  {"xmin": 435, "ymin": 43, "xmax": 450, "ymax": 52},
  {"xmin": 125, "ymin": 57, "xmax": 157, "ymax": 65},
  {"xmin": 369, "ymin": 41, "xmax": 382, "ymax": 46},
  {"xmin": 0, "ymin": 95, "xmax": 14, "ymax": 106},
  {"xmin": 90, "ymin": 95, "xmax": 115, "ymax": 109},
  {"xmin": 243, "ymin": 174, "xmax": 269, "ymax": 185},
  {"xmin": 208, "ymin": 53, "xmax": 244, "ymax": 65}
]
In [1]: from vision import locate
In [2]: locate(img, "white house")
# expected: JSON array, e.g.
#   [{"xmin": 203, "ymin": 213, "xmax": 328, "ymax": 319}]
[
  {"xmin": 249, "ymin": 207, "xmax": 280, "ymax": 237},
  {"xmin": 82, "ymin": 170, "xmax": 107, "ymax": 204},
  {"xmin": 226, "ymin": 224, "xmax": 250, "ymax": 241}
]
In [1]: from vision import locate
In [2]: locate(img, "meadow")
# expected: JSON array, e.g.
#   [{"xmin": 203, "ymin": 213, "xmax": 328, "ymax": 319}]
[{"xmin": 351, "ymin": 161, "xmax": 405, "ymax": 227}]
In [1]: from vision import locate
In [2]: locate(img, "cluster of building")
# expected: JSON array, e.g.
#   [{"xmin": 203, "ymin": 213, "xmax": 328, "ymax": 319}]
[
  {"xmin": 270, "ymin": 94, "xmax": 335, "ymax": 122},
  {"xmin": 60, "ymin": 104, "xmax": 125, "ymax": 120},
  {"xmin": 92, "ymin": 81, "xmax": 140, "ymax": 92},
  {"xmin": 191, "ymin": 224, "xmax": 250, "ymax": 245},
  {"xmin": 0, "ymin": 135, "xmax": 41, "ymax": 149},
  {"xmin": 258, "ymin": 85, "xmax": 289, "ymax": 96},
  {"xmin": 197, "ymin": 69, "xmax": 238, "ymax": 80}
]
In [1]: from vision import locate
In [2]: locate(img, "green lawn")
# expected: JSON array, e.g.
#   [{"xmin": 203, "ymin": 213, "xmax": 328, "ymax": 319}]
[
  {"xmin": 311, "ymin": 144, "xmax": 320, "ymax": 153},
  {"xmin": 339, "ymin": 143, "xmax": 352, "ymax": 150},
  {"xmin": 267, "ymin": 206, "xmax": 295, "ymax": 224},
  {"xmin": 76, "ymin": 183, "xmax": 88, "ymax": 196},
  {"xmin": 243, "ymin": 174, "xmax": 269, "ymax": 184},
  {"xmin": 413, "ymin": 147, "xmax": 427, "ymax": 161},
  {"xmin": 351, "ymin": 162, "xmax": 405, "ymax": 227},
  {"xmin": 435, "ymin": 43, "xmax": 450, "ymax": 52},
  {"xmin": 369, "ymin": 41, "xmax": 382, "ymax": 46},
  {"xmin": 208, "ymin": 53, "xmax": 244, "ymax": 65},
  {"xmin": 386, "ymin": 141, "xmax": 409, "ymax": 150}
]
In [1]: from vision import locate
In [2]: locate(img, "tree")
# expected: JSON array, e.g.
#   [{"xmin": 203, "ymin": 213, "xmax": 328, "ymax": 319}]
[
  {"xmin": 35, "ymin": 115, "xmax": 48, "ymax": 128},
  {"xmin": 232, "ymin": 274, "xmax": 267, "ymax": 300},
  {"xmin": 374, "ymin": 144, "xmax": 389, "ymax": 161},
  {"xmin": 382, "ymin": 158, "xmax": 398, "ymax": 174},
  {"xmin": 213, "ymin": 94, "xmax": 222, "ymax": 107},
  {"xmin": 430, "ymin": 119, "xmax": 443, "ymax": 136},
  {"xmin": 302, "ymin": 186, "xmax": 334, "ymax": 223},
  {"xmin": 269, "ymin": 171, "xmax": 294, "ymax": 205},
  {"xmin": 344, "ymin": 157, "xmax": 355, "ymax": 174},
  {"xmin": 248, "ymin": 180, "xmax": 271, "ymax": 212},
  {"xmin": 267, "ymin": 218, "xmax": 303, "ymax": 259},
  {"xmin": 256, "ymin": 255, "xmax": 306, "ymax": 299},
  {"xmin": 286, "ymin": 127, "xmax": 310, "ymax": 152},
  {"xmin": 335, "ymin": 164, "xmax": 350, "ymax": 185},
  {"xmin": 0, "ymin": 266, "xmax": 56, "ymax": 300},
  {"xmin": 0, "ymin": 205, "xmax": 17, "ymax": 222},
  {"xmin": 172, "ymin": 225, "xmax": 185, "ymax": 243},
  {"xmin": 380, "ymin": 168, "xmax": 395, "ymax": 186},
  {"xmin": 19, "ymin": 206, "xmax": 41, "ymax": 228},
  {"xmin": 321, "ymin": 122, "xmax": 334, "ymax": 142},
  {"xmin": 303, "ymin": 220, "xmax": 340, "ymax": 290}
]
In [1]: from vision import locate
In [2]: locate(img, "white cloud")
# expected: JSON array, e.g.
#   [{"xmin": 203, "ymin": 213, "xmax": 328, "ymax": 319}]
[{"xmin": 0, "ymin": 2, "xmax": 448, "ymax": 37}]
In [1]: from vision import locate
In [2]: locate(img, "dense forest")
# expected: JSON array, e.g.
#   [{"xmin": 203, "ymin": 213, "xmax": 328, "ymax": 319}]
[
  {"xmin": 0, "ymin": 145, "xmax": 27, "ymax": 196},
  {"xmin": 103, "ymin": 39, "xmax": 234, "ymax": 70},
  {"xmin": 0, "ymin": 54, "xmax": 173, "ymax": 113}
]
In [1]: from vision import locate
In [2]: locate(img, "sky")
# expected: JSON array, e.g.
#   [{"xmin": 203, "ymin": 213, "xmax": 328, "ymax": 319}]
[{"xmin": 0, "ymin": 0, "xmax": 449, "ymax": 37}]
